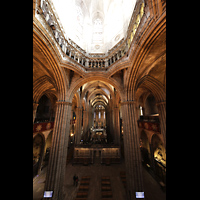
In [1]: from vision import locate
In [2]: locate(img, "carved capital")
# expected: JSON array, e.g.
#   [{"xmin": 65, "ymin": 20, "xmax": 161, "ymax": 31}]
[
  {"xmin": 120, "ymin": 100, "xmax": 136, "ymax": 105},
  {"xmin": 56, "ymin": 101, "xmax": 72, "ymax": 106}
]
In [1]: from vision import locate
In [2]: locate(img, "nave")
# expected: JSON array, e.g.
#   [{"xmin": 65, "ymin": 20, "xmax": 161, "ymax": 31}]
[{"xmin": 33, "ymin": 0, "xmax": 166, "ymax": 199}]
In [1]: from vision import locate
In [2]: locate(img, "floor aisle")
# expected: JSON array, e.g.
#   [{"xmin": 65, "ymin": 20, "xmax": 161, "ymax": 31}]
[{"xmin": 33, "ymin": 160, "xmax": 166, "ymax": 200}]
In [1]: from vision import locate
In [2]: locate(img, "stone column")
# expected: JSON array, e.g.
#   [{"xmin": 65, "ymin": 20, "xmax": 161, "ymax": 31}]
[
  {"xmin": 45, "ymin": 13, "xmax": 49, "ymax": 22},
  {"xmin": 55, "ymin": 31, "xmax": 58, "ymax": 40},
  {"xmin": 86, "ymin": 111, "xmax": 89, "ymax": 133},
  {"xmin": 121, "ymin": 101, "xmax": 145, "ymax": 200},
  {"xmin": 125, "ymin": 42, "xmax": 129, "ymax": 53},
  {"xmin": 75, "ymin": 107, "xmax": 82, "ymax": 144},
  {"xmin": 81, "ymin": 57, "xmax": 84, "ymax": 65},
  {"xmin": 156, "ymin": 101, "xmax": 166, "ymax": 148},
  {"xmin": 105, "ymin": 108, "xmax": 111, "ymax": 142},
  {"xmin": 33, "ymin": 102, "xmax": 39, "ymax": 123},
  {"xmin": 88, "ymin": 108, "xmax": 93, "ymax": 130},
  {"xmin": 117, "ymin": 52, "xmax": 120, "ymax": 60},
  {"xmin": 85, "ymin": 58, "xmax": 89, "ymax": 67},
  {"xmin": 43, "ymin": 101, "xmax": 72, "ymax": 200},
  {"xmin": 85, "ymin": 110, "xmax": 89, "ymax": 138},
  {"xmin": 101, "ymin": 60, "xmax": 103, "ymax": 68},
  {"xmin": 82, "ymin": 110, "xmax": 86, "ymax": 134},
  {"xmin": 105, "ymin": 58, "xmax": 108, "ymax": 67},
  {"xmin": 82, "ymin": 109, "xmax": 89, "ymax": 137},
  {"xmin": 69, "ymin": 109, "xmax": 73, "ymax": 135},
  {"xmin": 114, "ymin": 107, "xmax": 120, "ymax": 145},
  {"xmin": 109, "ymin": 107, "xmax": 114, "ymax": 141},
  {"xmin": 113, "ymin": 55, "xmax": 116, "ymax": 62}
]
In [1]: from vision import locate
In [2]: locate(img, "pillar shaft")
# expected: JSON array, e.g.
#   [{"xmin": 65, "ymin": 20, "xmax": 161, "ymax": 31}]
[
  {"xmin": 110, "ymin": 108, "xmax": 114, "ymax": 140},
  {"xmin": 88, "ymin": 109, "xmax": 93, "ymax": 129},
  {"xmin": 75, "ymin": 107, "xmax": 82, "ymax": 144},
  {"xmin": 121, "ymin": 101, "xmax": 144, "ymax": 200},
  {"xmin": 114, "ymin": 107, "xmax": 120, "ymax": 145},
  {"xmin": 43, "ymin": 101, "xmax": 72, "ymax": 200},
  {"xmin": 83, "ymin": 110, "xmax": 88, "ymax": 135}
]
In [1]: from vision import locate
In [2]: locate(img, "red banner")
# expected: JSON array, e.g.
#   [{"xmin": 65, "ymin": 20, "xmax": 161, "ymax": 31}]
[
  {"xmin": 33, "ymin": 121, "xmax": 54, "ymax": 133},
  {"xmin": 138, "ymin": 120, "xmax": 160, "ymax": 133}
]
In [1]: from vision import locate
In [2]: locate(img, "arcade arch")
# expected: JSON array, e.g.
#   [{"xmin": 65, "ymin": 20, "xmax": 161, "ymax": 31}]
[
  {"xmin": 68, "ymin": 79, "xmax": 122, "ymax": 145},
  {"xmin": 34, "ymin": 94, "xmax": 57, "ymax": 123}
]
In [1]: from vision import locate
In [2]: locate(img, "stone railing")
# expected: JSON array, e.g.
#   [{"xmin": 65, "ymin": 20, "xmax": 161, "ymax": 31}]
[{"xmin": 37, "ymin": 0, "xmax": 147, "ymax": 69}]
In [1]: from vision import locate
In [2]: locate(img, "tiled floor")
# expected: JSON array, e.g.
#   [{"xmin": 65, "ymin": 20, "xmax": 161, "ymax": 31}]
[{"xmin": 33, "ymin": 159, "xmax": 166, "ymax": 200}]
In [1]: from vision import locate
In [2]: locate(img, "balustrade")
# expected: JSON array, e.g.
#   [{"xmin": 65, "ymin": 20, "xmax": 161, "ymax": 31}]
[{"xmin": 38, "ymin": 0, "xmax": 148, "ymax": 69}]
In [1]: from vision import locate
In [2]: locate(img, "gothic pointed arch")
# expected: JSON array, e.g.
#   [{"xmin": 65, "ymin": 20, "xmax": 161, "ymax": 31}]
[
  {"xmin": 33, "ymin": 21, "xmax": 69, "ymax": 101},
  {"xmin": 135, "ymin": 75, "xmax": 166, "ymax": 103}
]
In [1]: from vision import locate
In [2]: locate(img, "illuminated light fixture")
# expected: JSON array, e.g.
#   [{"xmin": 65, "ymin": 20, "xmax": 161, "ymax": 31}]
[
  {"xmin": 135, "ymin": 192, "xmax": 144, "ymax": 198},
  {"xmin": 44, "ymin": 191, "xmax": 53, "ymax": 198}
]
